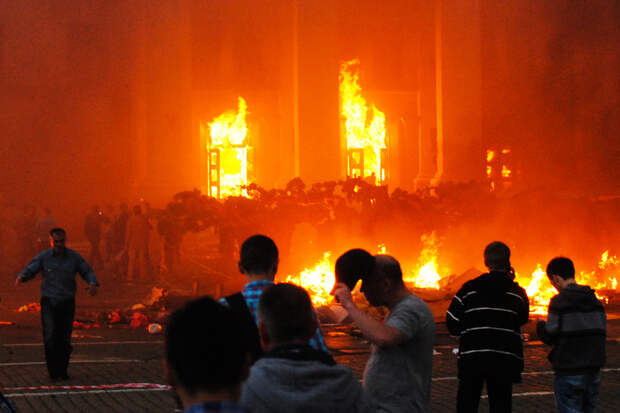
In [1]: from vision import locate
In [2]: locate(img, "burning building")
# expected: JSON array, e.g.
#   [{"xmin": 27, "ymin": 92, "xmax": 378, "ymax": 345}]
[{"xmin": 0, "ymin": 1, "xmax": 618, "ymax": 311}]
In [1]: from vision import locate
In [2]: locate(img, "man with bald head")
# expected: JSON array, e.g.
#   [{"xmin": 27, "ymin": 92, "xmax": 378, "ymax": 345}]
[{"xmin": 332, "ymin": 254, "xmax": 436, "ymax": 413}]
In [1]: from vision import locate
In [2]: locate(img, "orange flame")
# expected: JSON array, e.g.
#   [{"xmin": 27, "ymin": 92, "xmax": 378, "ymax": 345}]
[
  {"xmin": 283, "ymin": 252, "xmax": 335, "ymax": 306},
  {"xmin": 501, "ymin": 165, "xmax": 511, "ymax": 178},
  {"xmin": 403, "ymin": 232, "xmax": 446, "ymax": 290},
  {"xmin": 486, "ymin": 150, "xmax": 495, "ymax": 162},
  {"xmin": 516, "ymin": 250, "xmax": 619, "ymax": 315},
  {"xmin": 516, "ymin": 264, "xmax": 556, "ymax": 316},
  {"xmin": 340, "ymin": 59, "xmax": 386, "ymax": 184},
  {"xmin": 201, "ymin": 97, "xmax": 251, "ymax": 197}
]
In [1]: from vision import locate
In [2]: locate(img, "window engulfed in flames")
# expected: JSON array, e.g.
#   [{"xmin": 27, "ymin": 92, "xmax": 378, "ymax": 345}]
[
  {"xmin": 486, "ymin": 149, "xmax": 512, "ymax": 191},
  {"xmin": 340, "ymin": 59, "xmax": 387, "ymax": 185},
  {"xmin": 200, "ymin": 97, "xmax": 252, "ymax": 198}
]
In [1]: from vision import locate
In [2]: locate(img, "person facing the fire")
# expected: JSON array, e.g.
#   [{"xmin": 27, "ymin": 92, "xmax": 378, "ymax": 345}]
[
  {"xmin": 240, "ymin": 283, "xmax": 374, "ymax": 413},
  {"xmin": 331, "ymin": 254, "xmax": 436, "ymax": 413},
  {"xmin": 15, "ymin": 228, "xmax": 99, "ymax": 380},
  {"xmin": 536, "ymin": 257, "xmax": 606, "ymax": 413},
  {"xmin": 446, "ymin": 241, "xmax": 529, "ymax": 413},
  {"xmin": 165, "ymin": 296, "xmax": 250, "ymax": 413},
  {"xmin": 220, "ymin": 234, "xmax": 329, "ymax": 363}
]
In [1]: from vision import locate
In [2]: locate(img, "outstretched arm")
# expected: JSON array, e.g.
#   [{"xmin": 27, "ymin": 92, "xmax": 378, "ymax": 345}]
[
  {"xmin": 15, "ymin": 254, "xmax": 44, "ymax": 285},
  {"xmin": 77, "ymin": 255, "xmax": 99, "ymax": 296}
]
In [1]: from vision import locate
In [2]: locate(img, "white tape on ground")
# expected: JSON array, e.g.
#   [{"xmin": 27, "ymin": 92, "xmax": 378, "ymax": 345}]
[
  {"xmin": 0, "ymin": 359, "xmax": 144, "ymax": 367},
  {"xmin": 5, "ymin": 388, "xmax": 169, "ymax": 398},
  {"xmin": 2, "ymin": 340, "xmax": 163, "ymax": 347},
  {"xmin": 482, "ymin": 391, "xmax": 554, "ymax": 399}
]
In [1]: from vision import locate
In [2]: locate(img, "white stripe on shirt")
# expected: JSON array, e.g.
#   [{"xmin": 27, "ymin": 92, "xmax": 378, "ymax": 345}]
[
  {"xmin": 464, "ymin": 307, "xmax": 517, "ymax": 315},
  {"xmin": 459, "ymin": 348, "xmax": 523, "ymax": 360},
  {"xmin": 462, "ymin": 326, "xmax": 520, "ymax": 336},
  {"xmin": 506, "ymin": 292, "xmax": 525, "ymax": 302}
]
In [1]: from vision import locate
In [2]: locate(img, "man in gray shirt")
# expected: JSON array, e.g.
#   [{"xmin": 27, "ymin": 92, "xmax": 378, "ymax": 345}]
[
  {"xmin": 16, "ymin": 228, "xmax": 99, "ymax": 380},
  {"xmin": 332, "ymin": 254, "xmax": 436, "ymax": 413}
]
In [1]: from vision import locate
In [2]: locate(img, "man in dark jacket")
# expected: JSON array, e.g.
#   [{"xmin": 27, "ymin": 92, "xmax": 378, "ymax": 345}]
[
  {"xmin": 240, "ymin": 283, "xmax": 373, "ymax": 413},
  {"xmin": 446, "ymin": 241, "xmax": 529, "ymax": 413},
  {"xmin": 536, "ymin": 257, "xmax": 606, "ymax": 413}
]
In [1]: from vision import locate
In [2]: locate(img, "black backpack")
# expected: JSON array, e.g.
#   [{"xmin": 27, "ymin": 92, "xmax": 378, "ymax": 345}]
[{"xmin": 224, "ymin": 293, "xmax": 263, "ymax": 363}]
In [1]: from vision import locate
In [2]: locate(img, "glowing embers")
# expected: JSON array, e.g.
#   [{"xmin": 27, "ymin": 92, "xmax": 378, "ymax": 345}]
[
  {"xmin": 201, "ymin": 97, "xmax": 253, "ymax": 198},
  {"xmin": 340, "ymin": 59, "xmax": 387, "ymax": 186},
  {"xmin": 486, "ymin": 148, "xmax": 512, "ymax": 191}
]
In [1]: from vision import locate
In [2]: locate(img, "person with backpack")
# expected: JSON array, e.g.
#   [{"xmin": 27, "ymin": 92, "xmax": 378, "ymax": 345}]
[{"xmin": 220, "ymin": 234, "xmax": 329, "ymax": 363}]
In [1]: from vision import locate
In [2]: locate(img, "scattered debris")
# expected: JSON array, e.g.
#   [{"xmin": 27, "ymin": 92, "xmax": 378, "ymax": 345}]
[
  {"xmin": 129, "ymin": 312, "xmax": 149, "ymax": 328},
  {"xmin": 73, "ymin": 320, "xmax": 101, "ymax": 329},
  {"xmin": 147, "ymin": 323, "xmax": 163, "ymax": 334},
  {"xmin": 71, "ymin": 333, "xmax": 103, "ymax": 339},
  {"xmin": 17, "ymin": 302, "xmax": 41, "ymax": 312}
]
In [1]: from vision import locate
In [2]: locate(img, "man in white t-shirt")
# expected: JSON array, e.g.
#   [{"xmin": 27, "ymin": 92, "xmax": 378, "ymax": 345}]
[{"xmin": 332, "ymin": 254, "xmax": 436, "ymax": 413}]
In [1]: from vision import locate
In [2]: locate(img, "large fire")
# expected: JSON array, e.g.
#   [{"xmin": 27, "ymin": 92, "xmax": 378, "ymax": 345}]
[
  {"xmin": 404, "ymin": 232, "xmax": 446, "ymax": 290},
  {"xmin": 200, "ymin": 97, "xmax": 251, "ymax": 198},
  {"xmin": 282, "ymin": 234, "xmax": 449, "ymax": 306},
  {"xmin": 283, "ymin": 252, "xmax": 335, "ymax": 306},
  {"xmin": 283, "ymin": 244, "xmax": 618, "ymax": 317},
  {"xmin": 516, "ymin": 250, "xmax": 619, "ymax": 316},
  {"xmin": 340, "ymin": 59, "xmax": 387, "ymax": 185}
]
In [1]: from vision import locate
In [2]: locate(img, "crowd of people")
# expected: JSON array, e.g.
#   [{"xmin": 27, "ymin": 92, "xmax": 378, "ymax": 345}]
[
  {"xmin": 164, "ymin": 235, "xmax": 606, "ymax": 413},
  {"xmin": 3, "ymin": 200, "xmax": 185, "ymax": 282},
  {"xmin": 2, "ymin": 176, "xmax": 617, "ymax": 284}
]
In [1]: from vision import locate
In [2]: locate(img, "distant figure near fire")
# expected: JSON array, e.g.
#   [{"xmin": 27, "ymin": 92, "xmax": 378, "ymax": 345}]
[
  {"xmin": 15, "ymin": 228, "xmax": 99, "ymax": 380},
  {"xmin": 446, "ymin": 241, "xmax": 529, "ymax": 413},
  {"xmin": 536, "ymin": 257, "xmax": 606, "ymax": 413},
  {"xmin": 125, "ymin": 205, "xmax": 151, "ymax": 282},
  {"xmin": 332, "ymin": 254, "xmax": 436, "ymax": 413}
]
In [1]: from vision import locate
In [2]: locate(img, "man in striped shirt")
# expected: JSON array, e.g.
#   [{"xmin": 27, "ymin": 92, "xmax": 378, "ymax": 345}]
[{"xmin": 446, "ymin": 241, "xmax": 529, "ymax": 413}]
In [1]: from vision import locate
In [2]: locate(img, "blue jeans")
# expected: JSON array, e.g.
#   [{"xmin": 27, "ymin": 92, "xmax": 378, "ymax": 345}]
[{"xmin": 554, "ymin": 373, "xmax": 600, "ymax": 413}]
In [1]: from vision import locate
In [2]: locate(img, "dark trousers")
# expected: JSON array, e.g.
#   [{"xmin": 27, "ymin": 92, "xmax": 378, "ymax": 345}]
[
  {"xmin": 40, "ymin": 297, "xmax": 75, "ymax": 378},
  {"xmin": 457, "ymin": 375, "xmax": 513, "ymax": 413}
]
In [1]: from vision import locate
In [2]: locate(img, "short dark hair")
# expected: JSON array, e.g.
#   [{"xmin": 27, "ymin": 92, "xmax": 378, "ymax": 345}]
[
  {"xmin": 258, "ymin": 283, "xmax": 315, "ymax": 344},
  {"xmin": 373, "ymin": 255, "xmax": 405, "ymax": 287},
  {"xmin": 546, "ymin": 257, "xmax": 575, "ymax": 280},
  {"xmin": 484, "ymin": 241, "xmax": 511, "ymax": 270},
  {"xmin": 240, "ymin": 235, "xmax": 278, "ymax": 274},
  {"xmin": 50, "ymin": 228, "xmax": 66, "ymax": 237},
  {"xmin": 335, "ymin": 249, "xmax": 375, "ymax": 289},
  {"xmin": 165, "ymin": 296, "xmax": 248, "ymax": 395}
]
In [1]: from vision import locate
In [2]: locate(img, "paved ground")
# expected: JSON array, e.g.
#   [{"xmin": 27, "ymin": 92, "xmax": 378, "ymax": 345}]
[{"xmin": 1, "ymin": 263, "xmax": 619, "ymax": 412}]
